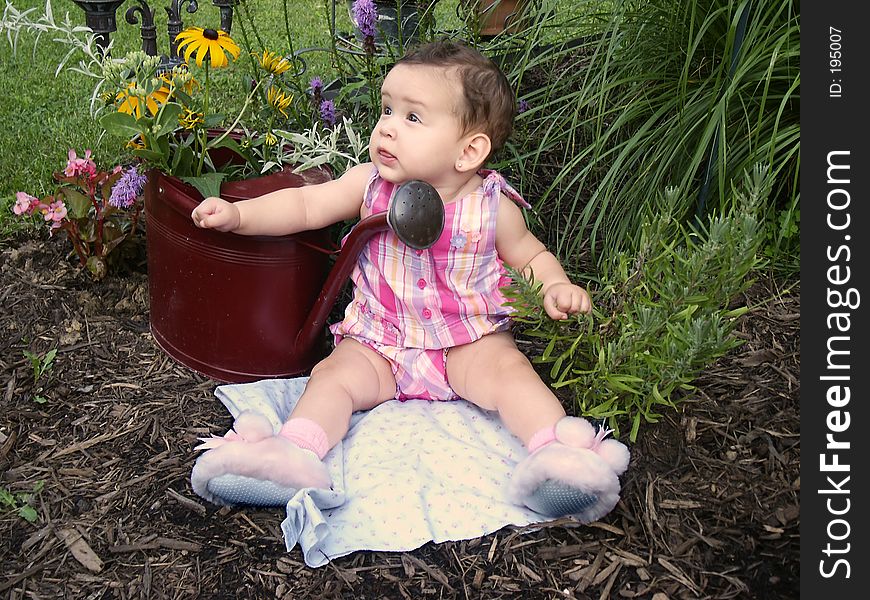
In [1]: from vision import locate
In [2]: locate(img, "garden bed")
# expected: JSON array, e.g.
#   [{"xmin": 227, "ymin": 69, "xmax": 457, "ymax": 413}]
[{"xmin": 0, "ymin": 233, "xmax": 799, "ymax": 598}]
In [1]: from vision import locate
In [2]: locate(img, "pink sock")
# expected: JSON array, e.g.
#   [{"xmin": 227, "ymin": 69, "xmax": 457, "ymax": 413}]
[
  {"xmin": 279, "ymin": 418, "xmax": 330, "ymax": 460},
  {"xmin": 527, "ymin": 424, "xmax": 558, "ymax": 453}
]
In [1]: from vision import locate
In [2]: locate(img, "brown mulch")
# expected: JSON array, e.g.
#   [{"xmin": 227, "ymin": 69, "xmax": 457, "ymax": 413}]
[{"xmin": 0, "ymin": 233, "xmax": 799, "ymax": 599}]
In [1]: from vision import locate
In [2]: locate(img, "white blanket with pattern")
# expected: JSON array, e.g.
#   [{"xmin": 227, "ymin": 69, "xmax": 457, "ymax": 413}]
[{"xmin": 211, "ymin": 378, "xmax": 548, "ymax": 567}]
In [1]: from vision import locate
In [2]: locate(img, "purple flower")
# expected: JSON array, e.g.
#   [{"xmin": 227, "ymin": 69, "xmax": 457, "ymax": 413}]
[
  {"xmin": 319, "ymin": 99, "xmax": 337, "ymax": 126},
  {"xmin": 109, "ymin": 166, "xmax": 147, "ymax": 208},
  {"xmin": 309, "ymin": 76, "xmax": 323, "ymax": 94},
  {"xmin": 352, "ymin": 0, "xmax": 379, "ymax": 39},
  {"xmin": 517, "ymin": 99, "xmax": 530, "ymax": 114},
  {"xmin": 450, "ymin": 232, "xmax": 467, "ymax": 249}
]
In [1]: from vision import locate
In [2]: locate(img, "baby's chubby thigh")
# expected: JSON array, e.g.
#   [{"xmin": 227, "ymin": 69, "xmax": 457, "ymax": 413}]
[
  {"xmin": 445, "ymin": 332, "xmax": 566, "ymax": 443},
  {"xmin": 445, "ymin": 332, "xmax": 537, "ymax": 410}
]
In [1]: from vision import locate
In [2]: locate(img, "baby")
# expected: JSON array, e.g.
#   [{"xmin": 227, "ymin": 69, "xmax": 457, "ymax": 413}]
[{"xmin": 190, "ymin": 40, "xmax": 629, "ymax": 523}]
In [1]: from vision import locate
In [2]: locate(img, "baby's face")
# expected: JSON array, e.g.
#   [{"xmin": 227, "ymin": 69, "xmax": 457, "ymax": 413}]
[{"xmin": 370, "ymin": 64, "xmax": 468, "ymax": 188}]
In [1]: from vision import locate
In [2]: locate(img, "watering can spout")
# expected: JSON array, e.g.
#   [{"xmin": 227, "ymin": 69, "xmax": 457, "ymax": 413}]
[{"xmin": 293, "ymin": 180, "xmax": 445, "ymax": 358}]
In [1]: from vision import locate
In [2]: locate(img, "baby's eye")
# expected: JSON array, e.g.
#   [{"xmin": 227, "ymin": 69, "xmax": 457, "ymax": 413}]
[
  {"xmin": 407, "ymin": 113, "xmax": 420, "ymax": 123},
  {"xmin": 382, "ymin": 106, "xmax": 392, "ymax": 116}
]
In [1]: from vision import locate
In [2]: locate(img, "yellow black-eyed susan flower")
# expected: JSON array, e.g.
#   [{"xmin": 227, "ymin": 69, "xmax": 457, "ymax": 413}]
[
  {"xmin": 264, "ymin": 132, "xmax": 278, "ymax": 146},
  {"xmin": 99, "ymin": 90, "xmax": 116, "ymax": 107},
  {"xmin": 125, "ymin": 136, "xmax": 147, "ymax": 151},
  {"xmin": 116, "ymin": 80, "xmax": 171, "ymax": 118},
  {"xmin": 179, "ymin": 108, "xmax": 204, "ymax": 130},
  {"xmin": 267, "ymin": 87, "xmax": 293, "ymax": 118},
  {"xmin": 256, "ymin": 50, "xmax": 292, "ymax": 76},
  {"xmin": 175, "ymin": 27, "xmax": 240, "ymax": 68}
]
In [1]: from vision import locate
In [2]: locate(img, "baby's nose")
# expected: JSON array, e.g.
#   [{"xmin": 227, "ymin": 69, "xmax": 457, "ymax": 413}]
[{"xmin": 377, "ymin": 120, "xmax": 395, "ymax": 138}]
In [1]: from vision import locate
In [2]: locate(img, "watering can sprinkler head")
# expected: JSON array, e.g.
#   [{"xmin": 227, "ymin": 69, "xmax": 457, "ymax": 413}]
[{"xmin": 387, "ymin": 180, "xmax": 445, "ymax": 250}]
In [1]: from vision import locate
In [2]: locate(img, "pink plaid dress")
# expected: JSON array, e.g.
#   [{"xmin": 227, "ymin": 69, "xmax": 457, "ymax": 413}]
[{"xmin": 330, "ymin": 169, "xmax": 531, "ymax": 400}]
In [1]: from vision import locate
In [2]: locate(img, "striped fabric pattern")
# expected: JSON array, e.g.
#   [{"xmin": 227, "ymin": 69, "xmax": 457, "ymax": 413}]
[{"xmin": 330, "ymin": 169, "xmax": 531, "ymax": 350}]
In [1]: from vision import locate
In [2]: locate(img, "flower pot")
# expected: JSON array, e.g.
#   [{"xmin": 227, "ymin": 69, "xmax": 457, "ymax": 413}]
[
  {"xmin": 144, "ymin": 163, "xmax": 334, "ymax": 383},
  {"xmin": 465, "ymin": 0, "xmax": 527, "ymax": 36}
]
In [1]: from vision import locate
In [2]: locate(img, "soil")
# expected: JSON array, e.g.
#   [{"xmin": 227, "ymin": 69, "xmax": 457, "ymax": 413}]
[{"xmin": 0, "ymin": 232, "xmax": 799, "ymax": 599}]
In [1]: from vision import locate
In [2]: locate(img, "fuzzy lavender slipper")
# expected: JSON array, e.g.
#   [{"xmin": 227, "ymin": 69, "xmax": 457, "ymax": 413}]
[
  {"xmin": 510, "ymin": 417, "xmax": 630, "ymax": 523},
  {"xmin": 190, "ymin": 411, "xmax": 331, "ymax": 507}
]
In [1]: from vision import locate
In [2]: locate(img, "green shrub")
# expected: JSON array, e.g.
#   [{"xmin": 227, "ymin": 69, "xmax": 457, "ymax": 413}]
[{"xmin": 503, "ymin": 165, "xmax": 770, "ymax": 441}]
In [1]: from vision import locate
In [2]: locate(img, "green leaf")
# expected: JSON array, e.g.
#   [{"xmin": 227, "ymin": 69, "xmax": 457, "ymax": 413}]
[
  {"xmin": 18, "ymin": 504, "xmax": 38, "ymax": 523},
  {"xmin": 180, "ymin": 173, "xmax": 227, "ymax": 200},
  {"xmin": 85, "ymin": 255, "xmax": 107, "ymax": 280},
  {"xmin": 722, "ymin": 306, "xmax": 749, "ymax": 318},
  {"xmin": 59, "ymin": 188, "xmax": 92, "ymax": 220},
  {"xmin": 204, "ymin": 113, "xmax": 226, "ymax": 127},
  {"xmin": 172, "ymin": 145, "xmax": 196, "ymax": 177},
  {"xmin": 629, "ymin": 413, "xmax": 641, "ymax": 443},
  {"xmin": 99, "ymin": 111, "xmax": 144, "ymax": 138},
  {"xmin": 0, "ymin": 489, "xmax": 15, "ymax": 507},
  {"xmin": 208, "ymin": 135, "xmax": 253, "ymax": 166},
  {"xmin": 132, "ymin": 148, "xmax": 168, "ymax": 163},
  {"xmin": 152, "ymin": 103, "xmax": 184, "ymax": 138}
]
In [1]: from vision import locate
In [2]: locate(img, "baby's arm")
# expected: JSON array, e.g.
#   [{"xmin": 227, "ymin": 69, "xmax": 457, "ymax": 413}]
[
  {"xmin": 495, "ymin": 195, "xmax": 591, "ymax": 320},
  {"xmin": 191, "ymin": 162, "xmax": 373, "ymax": 236}
]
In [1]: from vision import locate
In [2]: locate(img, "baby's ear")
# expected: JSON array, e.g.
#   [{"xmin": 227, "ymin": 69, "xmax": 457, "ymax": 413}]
[{"xmin": 457, "ymin": 132, "xmax": 491, "ymax": 172}]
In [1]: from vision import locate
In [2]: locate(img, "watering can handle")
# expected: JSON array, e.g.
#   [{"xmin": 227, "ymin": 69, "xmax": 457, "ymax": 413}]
[
  {"xmin": 294, "ymin": 179, "xmax": 444, "ymax": 357},
  {"xmin": 294, "ymin": 211, "xmax": 390, "ymax": 355}
]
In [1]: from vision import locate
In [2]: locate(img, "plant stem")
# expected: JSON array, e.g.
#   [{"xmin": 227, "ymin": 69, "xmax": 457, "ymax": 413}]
[
  {"xmin": 196, "ymin": 62, "xmax": 211, "ymax": 177},
  {"xmin": 207, "ymin": 80, "xmax": 265, "ymax": 149}
]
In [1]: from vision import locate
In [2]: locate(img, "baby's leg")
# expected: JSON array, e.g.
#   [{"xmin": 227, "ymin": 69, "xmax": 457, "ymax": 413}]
[
  {"xmin": 445, "ymin": 332, "xmax": 565, "ymax": 444},
  {"xmin": 446, "ymin": 333, "xmax": 630, "ymax": 523},
  {"xmin": 289, "ymin": 337, "xmax": 398, "ymax": 448},
  {"xmin": 191, "ymin": 338, "xmax": 396, "ymax": 506}
]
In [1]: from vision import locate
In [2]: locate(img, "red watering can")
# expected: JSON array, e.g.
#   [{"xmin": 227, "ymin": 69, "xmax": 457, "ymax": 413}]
[{"xmin": 144, "ymin": 166, "xmax": 444, "ymax": 383}]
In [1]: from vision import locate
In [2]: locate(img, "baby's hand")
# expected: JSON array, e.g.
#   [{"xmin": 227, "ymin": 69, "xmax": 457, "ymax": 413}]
[
  {"xmin": 191, "ymin": 197, "xmax": 241, "ymax": 232},
  {"xmin": 542, "ymin": 282, "xmax": 592, "ymax": 320}
]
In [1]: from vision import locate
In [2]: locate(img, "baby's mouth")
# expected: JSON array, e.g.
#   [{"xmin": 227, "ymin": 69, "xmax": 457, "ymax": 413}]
[{"xmin": 378, "ymin": 148, "xmax": 397, "ymax": 163}]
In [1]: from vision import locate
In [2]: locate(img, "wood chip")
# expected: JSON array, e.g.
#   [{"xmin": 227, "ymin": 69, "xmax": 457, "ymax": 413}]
[
  {"xmin": 659, "ymin": 499, "xmax": 703, "ymax": 510},
  {"xmin": 516, "ymin": 561, "xmax": 543, "ymax": 583},
  {"xmin": 598, "ymin": 561, "xmax": 623, "ymax": 600},
  {"xmin": 575, "ymin": 548, "xmax": 605, "ymax": 592},
  {"xmin": 487, "ymin": 534, "xmax": 499, "ymax": 562},
  {"xmin": 165, "ymin": 488, "xmax": 206, "ymax": 515},
  {"xmin": 610, "ymin": 547, "xmax": 648, "ymax": 567},
  {"xmin": 592, "ymin": 558, "xmax": 621, "ymax": 586},
  {"xmin": 51, "ymin": 430, "xmax": 129, "ymax": 458},
  {"xmin": 657, "ymin": 557, "xmax": 701, "ymax": 595},
  {"xmin": 56, "ymin": 528, "xmax": 103, "ymax": 573},
  {"xmin": 538, "ymin": 543, "xmax": 586, "ymax": 560},
  {"xmin": 403, "ymin": 554, "xmax": 454, "ymax": 591},
  {"xmin": 472, "ymin": 568, "xmax": 485, "ymax": 588},
  {"xmin": 589, "ymin": 521, "xmax": 625, "ymax": 535}
]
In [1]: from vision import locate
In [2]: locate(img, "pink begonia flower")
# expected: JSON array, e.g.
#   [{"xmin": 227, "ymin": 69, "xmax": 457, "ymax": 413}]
[
  {"xmin": 64, "ymin": 149, "xmax": 97, "ymax": 179},
  {"xmin": 45, "ymin": 200, "xmax": 67, "ymax": 223},
  {"xmin": 13, "ymin": 192, "xmax": 37, "ymax": 215}
]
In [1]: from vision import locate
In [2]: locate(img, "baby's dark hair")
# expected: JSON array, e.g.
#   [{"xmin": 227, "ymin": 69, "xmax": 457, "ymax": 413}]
[{"xmin": 395, "ymin": 40, "xmax": 516, "ymax": 158}]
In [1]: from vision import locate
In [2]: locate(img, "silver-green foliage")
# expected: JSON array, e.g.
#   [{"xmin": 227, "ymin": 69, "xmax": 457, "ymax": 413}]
[{"xmin": 503, "ymin": 165, "xmax": 770, "ymax": 441}]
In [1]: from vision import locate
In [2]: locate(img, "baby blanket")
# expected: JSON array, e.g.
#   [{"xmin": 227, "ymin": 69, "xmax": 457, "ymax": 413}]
[{"xmin": 211, "ymin": 378, "xmax": 551, "ymax": 567}]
